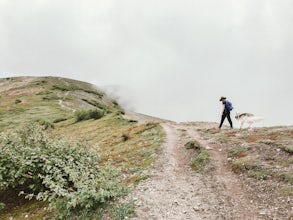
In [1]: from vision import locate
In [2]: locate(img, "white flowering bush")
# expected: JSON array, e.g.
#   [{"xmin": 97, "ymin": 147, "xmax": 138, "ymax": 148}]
[{"xmin": 0, "ymin": 123, "xmax": 127, "ymax": 219}]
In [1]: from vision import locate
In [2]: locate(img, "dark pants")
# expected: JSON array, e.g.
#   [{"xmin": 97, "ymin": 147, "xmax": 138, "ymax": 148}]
[{"xmin": 219, "ymin": 110, "xmax": 233, "ymax": 128}]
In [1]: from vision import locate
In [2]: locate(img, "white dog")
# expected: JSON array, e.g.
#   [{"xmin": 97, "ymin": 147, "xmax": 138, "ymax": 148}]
[{"xmin": 235, "ymin": 113, "xmax": 264, "ymax": 129}]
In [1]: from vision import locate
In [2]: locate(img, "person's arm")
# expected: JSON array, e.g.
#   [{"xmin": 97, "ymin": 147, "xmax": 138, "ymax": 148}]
[{"xmin": 222, "ymin": 102, "xmax": 225, "ymax": 113}]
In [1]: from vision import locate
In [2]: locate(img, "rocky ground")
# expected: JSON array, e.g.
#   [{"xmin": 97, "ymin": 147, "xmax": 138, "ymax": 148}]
[{"xmin": 125, "ymin": 112, "xmax": 293, "ymax": 220}]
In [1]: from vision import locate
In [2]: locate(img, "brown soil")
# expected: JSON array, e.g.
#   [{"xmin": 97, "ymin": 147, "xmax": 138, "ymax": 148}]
[{"xmin": 125, "ymin": 112, "xmax": 293, "ymax": 220}]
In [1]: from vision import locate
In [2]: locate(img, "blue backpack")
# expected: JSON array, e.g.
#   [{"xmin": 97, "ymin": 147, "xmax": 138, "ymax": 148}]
[{"xmin": 226, "ymin": 101, "xmax": 233, "ymax": 111}]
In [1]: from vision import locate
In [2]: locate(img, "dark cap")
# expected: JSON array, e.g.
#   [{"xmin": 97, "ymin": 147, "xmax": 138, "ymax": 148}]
[{"xmin": 219, "ymin": 96, "xmax": 226, "ymax": 101}]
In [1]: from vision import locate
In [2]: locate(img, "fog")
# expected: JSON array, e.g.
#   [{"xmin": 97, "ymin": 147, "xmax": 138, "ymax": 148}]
[{"xmin": 1, "ymin": 0, "xmax": 293, "ymax": 126}]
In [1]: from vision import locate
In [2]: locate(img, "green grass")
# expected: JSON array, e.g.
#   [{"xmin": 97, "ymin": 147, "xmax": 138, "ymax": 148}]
[
  {"xmin": 278, "ymin": 186, "xmax": 293, "ymax": 196},
  {"xmin": 216, "ymin": 134, "xmax": 229, "ymax": 143},
  {"xmin": 248, "ymin": 169, "xmax": 272, "ymax": 180},
  {"xmin": 228, "ymin": 146, "xmax": 249, "ymax": 158},
  {"xmin": 0, "ymin": 201, "xmax": 48, "ymax": 220},
  {"xmin": 0, "ymin": 76, "xmax": 165, "ymax": 219},
  {"xmin": 191, "ymin": 147, "xmax": 211, "ymax": 172},
  {"xmin": 75, "ymin": 109, "xmax": 104, "ymax": 122},
  {"xmin": 0, "ymin": 76, "xmax": 120, "ymax": 132},
  {"xmin": 277, "ymin": 173, "xmax": 293, "ymax": 184},
  {"xmin": 231, "ymin": 156, "xmax": 260, "ymax": 174}
]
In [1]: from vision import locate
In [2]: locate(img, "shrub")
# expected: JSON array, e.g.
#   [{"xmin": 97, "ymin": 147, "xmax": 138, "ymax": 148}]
[
  {"xmin": 35, "ymin": 119, "xmax": 54, "ymax": 130},
  {"xmin": 185, "ymin": 140, "xmax": 201, "ymax": 150},
  {"xmin": 81, "ymin": 99, "xmax": 109, "ymax": 112},
  {"xmin": 0, "ymin": 123, "xmax": 127, "ymax": 219},
  {"xmin": 284, "ymin": 146, "xmax": 293, "ymax": 154},
  {"xmin": 53, "ymin": 117, "xmax": 68, "ymax": 123},
  {"xmin": 231, "ymin": 156, "xmax": 260, "ymax": 174},
  {"xmin": 191, "ymin": 147, "xmax": 210, "ymax": 172},
  {"xmin": 0, "ymin": 202, "xmax": 5, "ymax": 211},
  {"xmin": 80, "ymin": 89, "xmax": 104, "ymax": 98},
  {"xmin": 121, "ymin": 134, "xmax": 130, "ymax": 142},
  {"xmin": 75, "ymin": 109, "xmax": 104, "ymax": 122},
  {"xmin": 15, "ymin": 99, "xmax": 22, "ymax": 104},
  {"xmin": 51, "ymin": 84, "xmax": 79, "ymax": 92}
]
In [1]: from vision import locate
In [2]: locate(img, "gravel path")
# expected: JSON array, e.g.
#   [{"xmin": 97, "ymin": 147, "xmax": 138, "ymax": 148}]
[{"xmin": 125, "ymin": 112, "xmax": 260, "ymax": 219}]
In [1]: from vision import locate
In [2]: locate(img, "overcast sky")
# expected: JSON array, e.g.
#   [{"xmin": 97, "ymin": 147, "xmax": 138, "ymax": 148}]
[{"xmin": 0, "ymin": 0, "xmax": 292, "ymax": 127}]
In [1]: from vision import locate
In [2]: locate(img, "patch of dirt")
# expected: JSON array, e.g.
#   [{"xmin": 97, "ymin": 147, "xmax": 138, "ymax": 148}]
[
  {"xmin": 125, "ymin": 113, "xmax": 292, "ymax": 219},
  {"xmin": 0, "ymin": 77, "xmax": 35, "ymax": 93},
  {"xmin": 7, "ymin": 87, "xmax": 42, "ymax": 96},
  {"xmin": 58, "ymin": 99, "xmax": 76, "ymax": 112}
]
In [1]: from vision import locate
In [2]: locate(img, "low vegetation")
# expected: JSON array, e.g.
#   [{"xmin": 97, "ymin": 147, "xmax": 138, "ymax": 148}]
[
  {"xmin": 191, "ymin": 148, "xmax": 210, "ymax": 172},
  {"xmin": 186, "ymin": 140, "xmax": 210, "ymax": 172},
  {"xmin": 75, "ymin": 109, "xmax": 104, "ymax": 122},
  {"xmin": 0, "ymin": 123, "xmax": 127, "ymax": 219},
  {"xmin": 231, "ymin": 156, "xmax": 260, "ymax": 173},
  {"xmin": 196, "ymin": 125, "xmax": 293, "ymax": 218},
  {"xmin": 184, "ymin": 140, "xmax": 201, "ymax": 150},
  {"xmin": 0, "ymin": 76, "xmax": 164, "ymax": 219},
  {"xmin": 227, "ymin": 146, "xmax": 249, "ymax": 158}
]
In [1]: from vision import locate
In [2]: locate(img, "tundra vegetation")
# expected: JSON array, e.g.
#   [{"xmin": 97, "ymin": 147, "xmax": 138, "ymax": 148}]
[
  {"xmin": 196, "ymin": 126, "xmax": 293, "ymax": 217},
  {"xmin": 0, "ymin": 77, "xmax": 163, "ymax": 219}
]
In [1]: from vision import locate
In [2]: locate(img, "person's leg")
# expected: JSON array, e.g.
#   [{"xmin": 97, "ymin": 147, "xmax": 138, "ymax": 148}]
[
  {"xmin": 226, "ymin": 111, "xmax": 233, "ymax": 128},
  {"xmin": 219, "ymin": 111, "xmax": 227, "ymax": 128}
]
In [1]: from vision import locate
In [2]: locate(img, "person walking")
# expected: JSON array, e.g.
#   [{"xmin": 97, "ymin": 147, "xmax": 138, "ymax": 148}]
[{"xmin": 219, "ymin": 96, "xmax": 233, "ymax": 129}]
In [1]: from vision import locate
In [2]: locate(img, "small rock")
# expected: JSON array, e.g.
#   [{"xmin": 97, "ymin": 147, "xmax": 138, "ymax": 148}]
[
  {"xmin": 193, "ymin": 206, "xmax": 200, "ymax": 211},
  {"xmin": 259, "ymin": 211, "xmax": 266, "ymax": 215},
  {"xmin": 219, "ymin": 149, "xmax": 222, "ymax": 152},
  {"xmin": 25, "ymin": 215, "xmax": 29, "ymax": 219}
]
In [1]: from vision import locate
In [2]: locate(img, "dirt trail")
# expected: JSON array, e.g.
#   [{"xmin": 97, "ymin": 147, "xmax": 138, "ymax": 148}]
[
  {"xmin": 189, "ymin": 125, "xmax": 259, "ymax": 219},
  {"xmin": 126, "ymin": 113, "xmax": 260, "ymax": 220},
  {"xmin": 58, "ymin": 91, "xmax": 76, "ymax": 112}
]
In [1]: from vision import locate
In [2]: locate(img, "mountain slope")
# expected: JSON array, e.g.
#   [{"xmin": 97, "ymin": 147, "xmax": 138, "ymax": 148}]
[
  {"xmin": 0, "ymin": 76, "xmax": 164, "ymax": 219},
  {"xmin": 0, "ymin": 76, "xmax": 122, "ymax": 131}
]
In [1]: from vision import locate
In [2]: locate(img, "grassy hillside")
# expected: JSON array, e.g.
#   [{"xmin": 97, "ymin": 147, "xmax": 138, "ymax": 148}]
[
  {"xmin": 0, "ymin": 76, "xmax": 122, "ymax": 131},
  {"xmin": 0, "ymin": 76, "xmax": 164, "ymax": 219}
]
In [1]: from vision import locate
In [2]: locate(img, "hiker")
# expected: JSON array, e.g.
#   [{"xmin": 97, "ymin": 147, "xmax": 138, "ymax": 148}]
[{"xmin": 219, "ymin": 96, "xmax": 233, "ymax": 129}]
